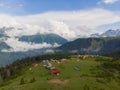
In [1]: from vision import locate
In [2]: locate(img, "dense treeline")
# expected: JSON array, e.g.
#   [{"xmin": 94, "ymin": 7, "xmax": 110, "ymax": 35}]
[
  {"xmin": 95, "ymin": 56, "xmax": 120, "ymax": 79},
  {"xmin": 0, "ymin": 54, "xmax": 71, "ymax": 86}
]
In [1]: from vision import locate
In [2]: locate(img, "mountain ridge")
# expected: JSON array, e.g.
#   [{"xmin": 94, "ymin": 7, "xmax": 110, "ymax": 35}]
[
  {"xmin": 19, "ymin": 33, "xmax": 68, "ymax": 45},
  {"xmin": 57, "ymin": 36, "xmax": 120, "ymax": 54}
]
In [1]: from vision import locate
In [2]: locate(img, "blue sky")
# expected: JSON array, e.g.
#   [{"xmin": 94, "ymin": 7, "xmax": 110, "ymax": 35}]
[
  {"xmin": 24, "ymin": 0, "xmax": 120, "ymax": 14},
  {"xmin": 23, "ymin": 0, "xmax": 99, "ymax": 15},
  {"xmin": 0, "ymin": 0, "xmax": 120, "ymax": 15}
]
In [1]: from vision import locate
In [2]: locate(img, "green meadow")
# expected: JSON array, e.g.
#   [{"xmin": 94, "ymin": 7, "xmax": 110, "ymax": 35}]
[{"xmin": 0, "ymin": 55, "xmax": 120, "ymax": 90}]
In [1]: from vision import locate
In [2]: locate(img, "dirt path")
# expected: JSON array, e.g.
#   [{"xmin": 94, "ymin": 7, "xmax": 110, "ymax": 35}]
[{"xmin": 48, "ymin": 79, "xmax": 69, "ymax": 85}]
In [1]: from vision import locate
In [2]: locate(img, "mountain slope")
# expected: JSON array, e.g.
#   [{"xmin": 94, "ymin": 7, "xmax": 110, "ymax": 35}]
[
  {"xmin": 57, "ymin": 37, "xmax": 120, "ymax": 54},
  {"xmin": 19, "ymin": 34, "xmax": 68, "ymax": 45}
]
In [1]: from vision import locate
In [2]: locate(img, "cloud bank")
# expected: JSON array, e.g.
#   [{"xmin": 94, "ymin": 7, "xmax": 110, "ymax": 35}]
[
  {"xmin": 1, "ymin": 8, "xmax": 120, "ymax": 39},
  {"xmin": 0, "ymin": 8, "xmax": 120, "ymax": 52},
  {"xmin": 2, "ymin": 38, "xmax": 60, "ymax": 52}
]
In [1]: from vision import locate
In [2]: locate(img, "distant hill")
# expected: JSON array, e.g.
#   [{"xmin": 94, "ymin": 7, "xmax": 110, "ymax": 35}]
[
  {"xmin": 57, "ymin": 36, "xmax": 120, "ymax": 54},
  {"xmin": 19, "ymin": 34, "xmax": 68, "ymax": 45}
]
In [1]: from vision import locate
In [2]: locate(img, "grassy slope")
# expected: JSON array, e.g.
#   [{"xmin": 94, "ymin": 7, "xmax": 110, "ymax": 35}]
[{"xmin": 0, "ymin": 55, "xmax": 120, "ymax": 90}]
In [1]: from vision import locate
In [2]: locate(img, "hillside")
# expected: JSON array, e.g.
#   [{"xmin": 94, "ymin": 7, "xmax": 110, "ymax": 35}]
[
  {"xmin": 57, "ymin": 36, "xmax": 120, "ymax": 54},
  {"xmin": 19, "ymin": 34, "xmax": 68, "ymax": 45},
  {"xmin": 0, "ymin": 54, "xmax": 120, "ymax": 90}
]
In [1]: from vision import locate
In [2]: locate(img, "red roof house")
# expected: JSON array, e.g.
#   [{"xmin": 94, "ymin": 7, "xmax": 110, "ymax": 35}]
[
  {"xmin": 32, "ymin": 63, "xmax": 38, "ymax": 67},
  {"xmin": 51, "ymin": 68, "xmax": 60, "ymax": 76}
]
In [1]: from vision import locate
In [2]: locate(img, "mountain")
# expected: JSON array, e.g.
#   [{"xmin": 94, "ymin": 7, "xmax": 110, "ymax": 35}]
[
  {"xmin": 101, "ymin": 29, "xmax": 120, "ymax": 37},
  {"xmin": 91, "ymin": 29, "xmax": 120, "ymax": 37},
  {"xmin": 19, "ymin": 34, "xmax": 68, "ymax": 45},
  {"xmin": 90, "ymin": 33, "xmax": 101, "ymax": 37},
  {"xmin": 56, "ymin": 36, "xmax": 120, "ymax": 54}
]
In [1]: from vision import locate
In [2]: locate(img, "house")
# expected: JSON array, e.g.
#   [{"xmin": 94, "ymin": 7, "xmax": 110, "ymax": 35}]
[
  {"xmin": 32, "ymin": 63, "xmax": 38, "ymax": 67},
  {"xmin": 50, "ymin": 68, "xmax": 60, "ymax": 76}
]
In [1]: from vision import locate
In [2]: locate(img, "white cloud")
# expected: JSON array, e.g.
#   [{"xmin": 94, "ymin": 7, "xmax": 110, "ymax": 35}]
[
  {"xmin": 0, "ymin": 14, "xmax": 19, "ymax": 27},
  {"xmin": 1, "ymin": 8, "xmax": 119, "ymax": 39},
  {"xmin": 2, "ymin": 38, "xmax": 59, "ymax": 52},
  {"xmin": 0, "ymin": 8, "xmax": 120, "ymax": 52},
  {"xmin": 102, "ymin": 0, "xmax": 118, "ymax": 4},
  {"xmin": 1, "ymin": 9, "xmax": 120, "ymax": 37}
]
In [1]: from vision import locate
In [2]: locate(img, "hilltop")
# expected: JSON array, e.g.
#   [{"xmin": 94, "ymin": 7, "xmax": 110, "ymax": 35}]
[{"xmin": 0, "ymin": 54, "xmax": 120, "ymax": 90}]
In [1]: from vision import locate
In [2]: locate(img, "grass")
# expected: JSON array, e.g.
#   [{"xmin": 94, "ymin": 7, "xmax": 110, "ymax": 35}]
[{"xmin": 0, "ymin": 55, "xmax": 120, "ymax": 90}]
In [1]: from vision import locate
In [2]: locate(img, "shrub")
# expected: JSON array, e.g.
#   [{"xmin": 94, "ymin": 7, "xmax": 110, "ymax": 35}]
[
  {"xmin": 96, "ymin": 79, "xmax": 106, "ymax": 84},
  {"xmin": 83, "ymin": 84, "xmax": 90, "ymax": 90},
  {"xmin": 20, "ymin": 77, "xmax": 25, "ymax": 85},
  {"xmin": 30, "ymin": 77, "xmax": 36, "ymax": 83}
]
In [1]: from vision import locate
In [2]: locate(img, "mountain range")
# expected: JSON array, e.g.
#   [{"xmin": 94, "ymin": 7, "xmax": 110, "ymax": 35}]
[
  {"xmin": 90, "ymin": 29, "xmax": 120, "ymax": 37},
  {"xmin": 0, "ymin": 27, "xmax": 120, "ymax": 66},
  {"xmin": 56, "ymin": 36, "xmax": 120, "ymax": 54},
  {"xmin": 19, "ymin": 34, "xmax": 67, "ymax": 45}
]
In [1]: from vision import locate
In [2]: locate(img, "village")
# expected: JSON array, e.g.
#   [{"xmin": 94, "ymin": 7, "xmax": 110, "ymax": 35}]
[
  {"xmin": 0, "ymin": 54, "xmax": 120, "ymax": 90},
  {"xmin": 30, "ymin": 55, "xmax": 97, "ymax": 76}
]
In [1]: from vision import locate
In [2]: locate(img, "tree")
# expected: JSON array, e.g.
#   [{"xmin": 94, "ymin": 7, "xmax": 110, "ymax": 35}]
[
  {"xmin": 0, "ymin": 74, "xmax": 3, "ymax": 85},
  {"xmin": 30, "ymin": 77, "xmax": 36, "ymax": 83},
  {"xmin": 20, "ymin": 77, "xmax": 25, "ymax": 85}
]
